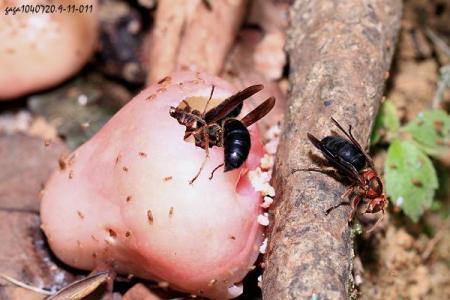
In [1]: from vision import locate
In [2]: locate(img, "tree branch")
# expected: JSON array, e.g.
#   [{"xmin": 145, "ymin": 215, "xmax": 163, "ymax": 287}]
[{"xmin": 262, "ymin": 1, "xmax": 402, "ymax": 299}]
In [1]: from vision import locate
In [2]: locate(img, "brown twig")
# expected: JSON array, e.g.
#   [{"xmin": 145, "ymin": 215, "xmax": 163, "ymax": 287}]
[
  {"xmin": 146, "ymin": 0, "xmax": 248, "ymax": 84},
  {"xmin": 262, "ymin": 1, "xmax": 402, "ymax": 299},
  {"xmin": 146, "ymin": 0, "xmax": 192, "ymax": 84}
]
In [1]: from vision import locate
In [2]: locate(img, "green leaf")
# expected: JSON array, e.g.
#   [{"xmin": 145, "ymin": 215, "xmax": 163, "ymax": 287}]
[
  {"xmin": 371, "ymin": 100, "xmax": 400, "ymax": 145},
  {"xmin": 404, "ymin": 110, "xmax": 450, "ymax": 157},
  {"xmin": 385, "ymin": 139, "xmax": 438, "ymax": 222}
]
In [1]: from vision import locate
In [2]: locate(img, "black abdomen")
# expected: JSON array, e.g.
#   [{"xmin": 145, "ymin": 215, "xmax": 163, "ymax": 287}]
[
  {"xmin": 223, "ymin": 120, "xmax": 251, "ymax": 171},
  {"xmin": 322, "ymin": 136, "xmax": 366, "ymax": 171}
]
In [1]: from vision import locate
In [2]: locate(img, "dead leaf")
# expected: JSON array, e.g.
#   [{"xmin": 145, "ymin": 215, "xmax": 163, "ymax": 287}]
[
  {"xmin": 0, "ymin": 211, "xmax": 76, "ymax": 300},
  {"xmin": 47, "ymin": 272, "xmax": 109, "ymax": 300},
  {"xmin": 0, "ymin": 134, "xmax": 68, "ymax": 212}
]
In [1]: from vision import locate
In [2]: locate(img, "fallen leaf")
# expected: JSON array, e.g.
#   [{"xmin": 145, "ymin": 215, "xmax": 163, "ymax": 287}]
[
  {"xmin": 48, "ymin": 272, "xmax": 109, "ymax": 300},
  {"xmin": 0, "ymin": 134, "xmax": 68, "ymax": 212},
  {"xmin": 0, "ymin": 211, "xmax": 76, "ymax": 299}
]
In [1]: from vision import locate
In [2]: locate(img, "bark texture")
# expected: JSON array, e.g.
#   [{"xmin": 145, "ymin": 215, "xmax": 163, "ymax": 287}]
[{"xmin": 262, "ymin": 1, "xmax": 402, "ymax": 299}]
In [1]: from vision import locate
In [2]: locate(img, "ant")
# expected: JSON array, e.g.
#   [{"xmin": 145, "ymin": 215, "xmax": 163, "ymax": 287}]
[{"xmin": 170, "ymin": 85, "xmax": 275, "ymax": 184}]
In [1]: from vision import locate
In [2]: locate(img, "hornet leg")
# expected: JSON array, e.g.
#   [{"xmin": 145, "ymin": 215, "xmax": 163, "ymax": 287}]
[
  {"xmin": 189, "ymin": 129, "xmax": 210, "ymax": 185},
  {"xmin": 209, "ymin": 163, "xmax": 224, "ymax": 180}
]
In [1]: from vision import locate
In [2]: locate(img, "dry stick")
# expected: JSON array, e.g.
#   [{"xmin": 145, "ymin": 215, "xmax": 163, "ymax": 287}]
[
  {"xmin": 146, "ymin": 0, "xmax": 248, "ymax": 84},
  {"xmin": 262, "ymin": 1, "xmax": 402, "ymax": 299},
  {"xmin": 175, "ymin": 0, "xmax": 247, "ymax": 75},
  {"xmin": 146, "ymin": 0, "xmax": 189, "ymax": 84}
]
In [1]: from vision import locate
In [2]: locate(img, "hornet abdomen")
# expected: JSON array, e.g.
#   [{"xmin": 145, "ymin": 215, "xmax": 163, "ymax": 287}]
[
  {"xmin": 223, "ymin": 119, "xmax": 251, "ymax": 172},
  {"xmin": 322, "ymin": 136, "xmax": 366, "ymax": 171}
]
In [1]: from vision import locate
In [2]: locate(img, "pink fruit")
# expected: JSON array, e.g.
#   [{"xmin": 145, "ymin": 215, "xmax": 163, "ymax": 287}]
[
  {"xmin": 40, "ymin": 72, "xmax": 266, "ymax": 299},
  {"xmin": 0, "ymin": 0, "xmax": 98, "ymax": 100}
]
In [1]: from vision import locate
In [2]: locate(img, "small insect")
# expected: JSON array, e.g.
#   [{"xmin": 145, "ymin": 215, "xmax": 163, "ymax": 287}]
[
  {"xmin": 170, "ymin": 85, "xmax": 275, "ymax": 184},
  {"xmin": 294, "ymin": 118, "xmax": 387, "ymax": 230}
]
